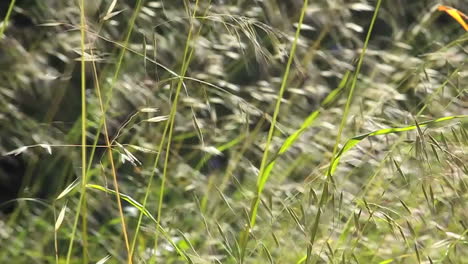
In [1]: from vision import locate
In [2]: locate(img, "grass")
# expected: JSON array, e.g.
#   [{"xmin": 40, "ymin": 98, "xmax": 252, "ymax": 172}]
[
  {"xmin": 238, "ymin": 0, "xmax": 309, "ymax": 260},
  {"xmin": 0, "ymin": 0, "xmax": 467, "ymax": 263}
]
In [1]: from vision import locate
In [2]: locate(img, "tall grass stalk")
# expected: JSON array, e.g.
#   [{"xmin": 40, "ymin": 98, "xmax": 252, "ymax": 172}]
[
  {"xmin": 129, "ymin": 0, "xmax": 205, "ymax": 261},
  {"xmin": 128, "ymin": 3, "xmax": 212, "ymax": 257},
  {"xmin": 129, "ymin": 97, "xmax": 171, "ymax": 259},
  {"xmin": 65, "ymin": 0, "xmax": 88, "ymax": 263},
  {"xmin": 79, "ymin": 0, "xmax": 89, "ymax": 259},
  {"xmin": 0, "ymin": 0, "xmax": 16, "ymax": 38},
  {"xmin": 239, "ymin": 0, "xmax": 309, "ymax": 261},
  {"xmin": 150, "ymin": 2, "xmax": 202, "ymax": 263},
  {"xmin": 303, "ymin": 1, "xmax": 382, "ymax": 262},
  {"xmin": 66, "ymin": 1, "xmax": 144, "ymax": 263},
  {"xmin": 85, "ymin": 0, "xmax": 146, "ymax": 259}
]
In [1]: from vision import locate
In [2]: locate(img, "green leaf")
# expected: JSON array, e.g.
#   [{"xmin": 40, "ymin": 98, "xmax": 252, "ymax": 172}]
[{"xmin": 329, "ymin": 115, "xmax": 467, "ymax": 175}]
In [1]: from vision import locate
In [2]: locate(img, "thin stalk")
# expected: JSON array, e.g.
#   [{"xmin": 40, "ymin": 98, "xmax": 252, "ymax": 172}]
[
  {"xmin": 130, "ymin": 0, "xmax": 204, "ymax": 261},
  {"xmin": 95, "ymin": 3, "xmax": 145, "ymax": 259},
  {"xmin": 129, "ymin": 105, "xmax": 171, "ymax": 259},
  {"xmin": 239, "ymin": 0, "xmax": 309, "ymax": 261},
  {"xmin": 0, "ymin": 0, "xmax": 16, "ymax": 38},
  {"xmin": 65, "ymin": 0, "xmax": 87, "ymax": 262},
  {"xmin": 79, "ymin": 0, "xmax": 87, "ymax": 256},
  {"xmin": 150, "ymin": 2, "xmax": 201, "ymax": 263},
  {"xmin": 89, "ymin": 28, "xmax": 134, "ymax": 264},
  {"xmin": 66, "ymin": 1, "xmax": 143, "ymax": 263},
  {"xmin": 304, "ymin": 1, "xmax": 383, "ymax": 263}
]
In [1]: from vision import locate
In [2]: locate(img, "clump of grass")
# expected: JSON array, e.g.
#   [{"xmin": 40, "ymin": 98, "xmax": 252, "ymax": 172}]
[{"xmin": 0, "ymin": 0, "xmax": 467, "ymax": 263}]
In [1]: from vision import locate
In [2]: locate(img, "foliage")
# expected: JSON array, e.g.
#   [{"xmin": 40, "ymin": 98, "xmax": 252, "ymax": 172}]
[{"xmin": 0, "ymin": 0, "xmax": 467, "ymax": 263}]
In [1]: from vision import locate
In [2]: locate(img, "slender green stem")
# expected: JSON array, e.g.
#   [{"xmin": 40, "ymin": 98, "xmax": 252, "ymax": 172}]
[
  {"xmin": 97, "ymin": 3, "xmax": 145, "ymax": 258},
  {"xmin": 0, "ymin": 0, "xmax": 16, "ymax": 38},
  {"xmin": 149, "ymin": 2, "xmax": 201, "ymax": 263},
  {"xmin": 78, "ymin": 0, "xmax": 87, "ymax": 253},
  {"xmin": 326, "ymin": 0, "xmax": 382, "ymax": 179},
  {"xmin": 239, "ymin": 0, "xmax": 309, "ymax": 261},
  {"xmin": 304, "ymin": 1, "xmax": 382, "ymax": 263},
  {"xmin": 89, "ymin": 0, "xmax": 146, "ymax": 258},
  {"xmin": 253, "ymin": 0, "xmax": 308, "ymax": 229},
  {"xmin": 129, "ymin": 108, "xmax": 171, "ymax": 259},
  {"xmin": 65, "ymin": 0, "xmax": 87, "ymax": 262},
  {"xmin": 66, "ymin": 1, "xmax": 143, "ymax": 263}
]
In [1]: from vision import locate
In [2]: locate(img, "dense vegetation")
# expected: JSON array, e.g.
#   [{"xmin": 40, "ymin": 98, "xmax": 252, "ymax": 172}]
[{"xmin": 0, "ymin": 0, "xmax": 467, "ymax": 263}]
